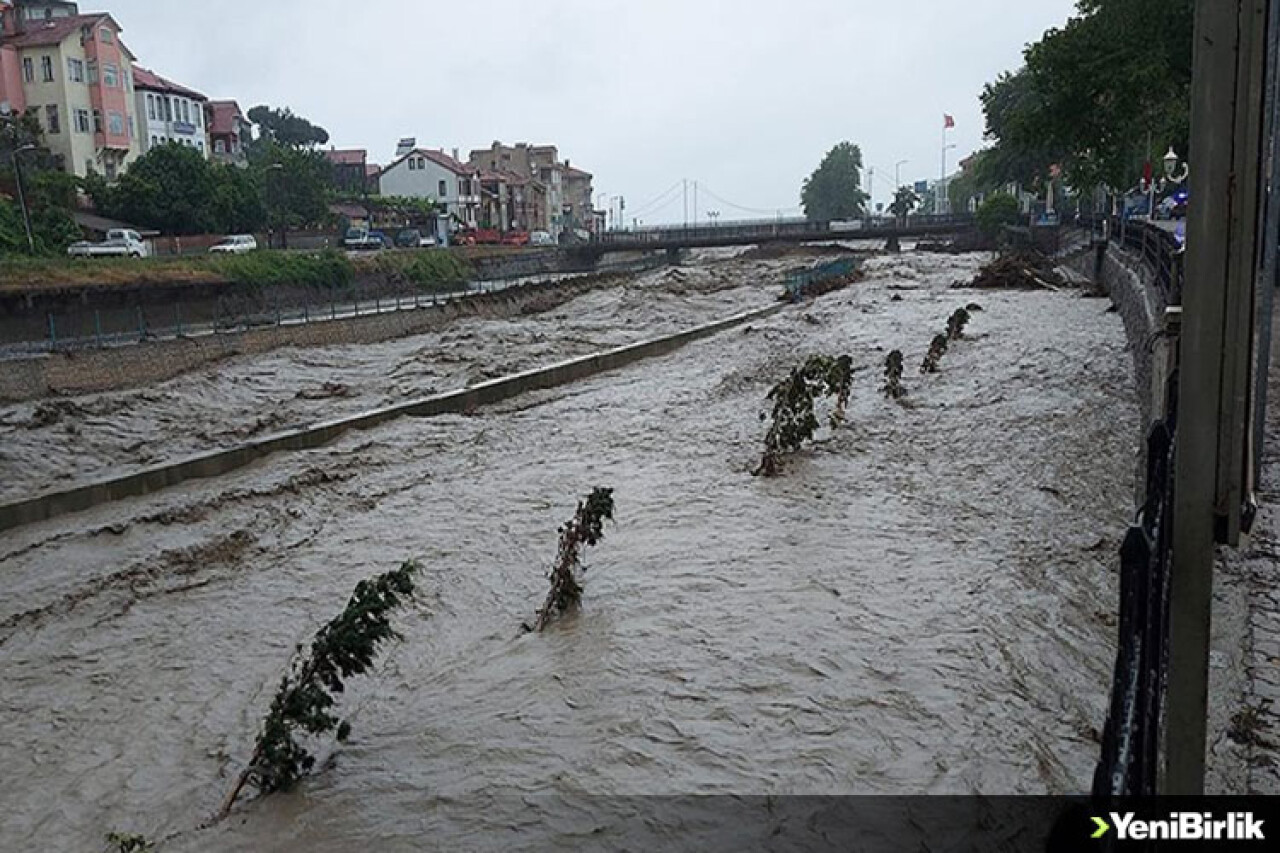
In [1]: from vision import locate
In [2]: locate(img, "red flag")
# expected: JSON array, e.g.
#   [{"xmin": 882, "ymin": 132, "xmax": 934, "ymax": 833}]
[{"xmin": 943, "ymin": 114, "xmax": 955, "ymax": 129}]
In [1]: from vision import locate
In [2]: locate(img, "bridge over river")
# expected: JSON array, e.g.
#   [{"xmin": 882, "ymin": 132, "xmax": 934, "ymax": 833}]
[{"xmin": 580, "ymin": 214, "xmax": 977, "ymax": 256}]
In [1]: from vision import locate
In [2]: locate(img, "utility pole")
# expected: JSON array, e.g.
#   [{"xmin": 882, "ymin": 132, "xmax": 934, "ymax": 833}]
[
  {"xmin": 682, "ymin": 179, "xmax": 688, "ymax": 227},
  {"xmin": 1165, "ymin": 0, "xmax": 1270, "ymax": 794},
  {"xmin": 693, "ymin": 180, "xmax": 698, "ymax": 226},
  {"xmin": 11, "ymin": 144, "xmax": 35, "ymax": 253},
  {"xmin": 868, "ymin": 167, "xmax": 875, "ymax": 216}
]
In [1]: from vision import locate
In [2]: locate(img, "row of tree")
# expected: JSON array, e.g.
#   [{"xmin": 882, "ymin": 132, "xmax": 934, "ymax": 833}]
[{"xmin": 974, "ymin": 0, "xmax": 1192, "ymax": 199}]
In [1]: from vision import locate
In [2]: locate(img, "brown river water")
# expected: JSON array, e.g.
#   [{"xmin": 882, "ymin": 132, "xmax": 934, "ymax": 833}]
[{"xmin": 0, "ymin": 249, "xmax": 1137, "ymax": 851}]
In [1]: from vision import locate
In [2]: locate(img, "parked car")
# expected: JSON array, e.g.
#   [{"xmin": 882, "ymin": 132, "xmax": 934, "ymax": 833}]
[
  {"xmin": 209, "ymin": 234, "xmax": 259, "ymax": 255},
  {"xmin": 368, "ymin": 230, "xmax": 392, "ymax": 248},
  {"xmin": 67, "ymin": 229, "xmax": 149, "ymax": 259},
  {"xmin": 529, "ymin": 230, "xmax": 555, "ymax": 246},
  {"xmin": 343, "ymin": 227, "xmax": 383, "ymax": 251},
  {"xmin": 395, "ymin": 228, "xmax": 436, "ymax": 248}
]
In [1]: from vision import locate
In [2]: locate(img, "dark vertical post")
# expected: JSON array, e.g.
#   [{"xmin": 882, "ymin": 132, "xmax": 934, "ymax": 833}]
[{"xmin": 1166, "ymin": 0, "xmax": 1270, "ymax": 794}]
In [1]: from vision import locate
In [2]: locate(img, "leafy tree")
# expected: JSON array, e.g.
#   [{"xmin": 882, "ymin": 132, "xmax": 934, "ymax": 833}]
[
  {"xmin": 888, "ymin": 186, "xmax": 920, "ymax": 220},
  {"xmin": 976, "ymin": 192, "xmax": 1021, "ymax": 238},
  {"xmin": 979, "ymin": 0, "xmax": 1193, "ymax": 193},
  {"xmin": 251, "ymin": 140, "xmax": 334, "ymax": 241},
  {"xmin": 211, "ymin": 164, "xmax": 267, "ymax": 233},
  {"xmin": 247, "ymin": 105, "xmax": 330, "ymax": 149},
  {"xmin": 0, "ymin": 109, "xmax": 78, "ymax": 254},
  {"xmin": 106, "ymin": 143, "xmax": 220, "ymax": 234},
  {"xmin": 801, "ymin": 142, "xmax": 869, "ymax": 220}
]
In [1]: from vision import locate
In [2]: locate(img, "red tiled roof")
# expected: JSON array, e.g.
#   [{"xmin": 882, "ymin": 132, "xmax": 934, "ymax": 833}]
[
  {"xmin": 132, "ymin": 66, "xmax": 206, "ymax": 101},
  {"xmin": 325, "ymin": 149, "xmax": 367, "ymax": 167},
  {"xmin": 385, "ymin": 147, "xmax": 477, "ymax": 176},
  {"xmin": 4, "ymin": 13, "xmax": 115, "ymax": 49},
  {"xmin": 206, "ymin": 100, "xmax": 243, "ymax": 136}
]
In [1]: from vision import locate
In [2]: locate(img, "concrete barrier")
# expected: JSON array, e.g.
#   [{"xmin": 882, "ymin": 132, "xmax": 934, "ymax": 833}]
[{"xmin": 0, "ymin": 303, "xmax": 786, "ymax": 533}]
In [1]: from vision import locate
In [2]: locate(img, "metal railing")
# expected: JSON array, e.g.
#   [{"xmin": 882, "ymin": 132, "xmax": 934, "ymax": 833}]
[
  {"xmin": 1083, "ymin": 214, "xmax": 1186, "ymax": 306},
  {"xmin": 595, "ymin": 214, "xmax": 977, "ymax": 247},
  {"xmin": 1, "ymin": 255, "xmax": 667, "ymax": 357},
  {"xmin": 1089, "ymin": 217, "xmax": 1182, "ymax": 798}
]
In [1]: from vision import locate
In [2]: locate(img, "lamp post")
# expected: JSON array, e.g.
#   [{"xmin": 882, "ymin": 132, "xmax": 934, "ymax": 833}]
[
  {"xmin": 266, "ymin": 162, "xmax": 284, "ymax": 249},
  {"xmin": 12, "ymin": 143, "xmax": 35, "ymax": 254},
  {"xmin": 708, "ymin": 210, "xmax": 720, "ymax": 227},
  {"xmin": 1140, "ymin": 146, "xmax": 1189, "ymax": 220}
]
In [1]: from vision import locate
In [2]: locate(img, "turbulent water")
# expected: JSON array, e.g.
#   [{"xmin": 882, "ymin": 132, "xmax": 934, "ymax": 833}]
[{"xmin": 0, "ymin": 248, "xmax": 1138, "ymax": 851}]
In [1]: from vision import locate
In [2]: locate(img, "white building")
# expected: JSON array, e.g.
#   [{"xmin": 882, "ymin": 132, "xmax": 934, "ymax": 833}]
[
  {"xmin": 377, "ymin": 147, "xmax": 480, "ymax": 228},
  {"xmin": 132, "ymin": 65, "xmax": 207, "ymax": 157}
]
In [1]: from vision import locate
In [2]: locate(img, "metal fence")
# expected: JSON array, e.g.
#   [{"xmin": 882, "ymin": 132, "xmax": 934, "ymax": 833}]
[
  {"xmin": 784, "ymin": 257, "xmax": 861, "ymax": 302},
  {"xmin": 2, "ymin": 254, "xmax": 668, "ymax": 357},
  {"xmin": 1088, "ymin": 218, "xmax": 1182, "ymax": 798}
]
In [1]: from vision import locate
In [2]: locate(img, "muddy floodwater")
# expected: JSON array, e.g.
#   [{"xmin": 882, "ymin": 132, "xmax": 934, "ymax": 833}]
[{"xmin": 0, "ymin": 249, "xmax": 1137, "ymax": 851}]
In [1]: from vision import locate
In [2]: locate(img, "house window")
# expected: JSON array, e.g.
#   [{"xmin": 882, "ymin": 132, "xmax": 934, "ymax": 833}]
[
  {"xmin": 214, "ymin": 138, "xmax": 225, "ymax": 154},
  {"xmin": 103, "ymin": 63, "xmax": 118, "ymax": 88},
  {"xmin": 40, "ymin": 55, "xmax": 53, "ymax": 82},
  {"xmin": 86, "ymin": 61, "xmax": 98, "ymax": 84},
  {"xmin": 67, "ymin": 58, "xmax": 84, "ymax": 83},
  {"xmin": 22, "ymin": 57, "xmax": 32, "ymax": 82},
  {"xmin": 74, "ymin": 108, "xmax": 90, "ymax": 133},
  {"xmin": 45, "ymin": 104, "xmax": 59, "ymax": 134},
  {"xmin": 99, "ymin": 27, "xmax": 113, "ymax": 44},
  {"xmin": 147, "ymin": 94, "xmax": 155, "ymax": 120},
  {"xmin": 180, "ymin": 100, "xmax": 189, "ymax": 124},
  {"xmin": 85, "ymin": 159, "xmax": 94, "ymax": 175},
  {"xmin": 108, "ymin": 111, "xmax": 124, "ymax": 136},
  {"xmin": 163, "ymin": 97, "xmax": 172, "ymax": 122},
  {"xmin": 93, "ymin": 109, "xmax": 102, "ymax": 133},
  {"xmin": 439, "ymin": 179, "xmax": 448, "ymax": 197},
  {"xmin": 152, "ymin": 135, "xmax": 159, "ymax": 147},
  {"xmin": 193, "ymin": 107, "xmax": 201, "ymax": 128}
]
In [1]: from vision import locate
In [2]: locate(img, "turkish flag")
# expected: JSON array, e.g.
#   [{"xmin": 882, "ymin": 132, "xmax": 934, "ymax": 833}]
[{"xmin": 944, "ymin": 114, "xmax": 955, "ymax": 129}]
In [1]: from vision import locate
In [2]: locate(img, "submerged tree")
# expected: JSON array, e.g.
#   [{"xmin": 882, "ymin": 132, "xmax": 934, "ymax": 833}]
[
  {"xmin": 756, "ymin": 355, "xmax": 854, "ymax": 476},
  {"xmin": 882, "ymin": 350, "xmax": 907, "ymax": 400},
  {"xmin": 920, "ymin": 334, "xmax": 949, "ymax": 374},
  {"xmin": 946, "ymin": 308, "xmax": 972, "ymax": 341},
  {"xmin": 219, "ymin": 562, "xmax": 419, "ymax": 817},
  {"xmin": 529, "ymin": 488, "xmax": 616, "ymax": 632}
]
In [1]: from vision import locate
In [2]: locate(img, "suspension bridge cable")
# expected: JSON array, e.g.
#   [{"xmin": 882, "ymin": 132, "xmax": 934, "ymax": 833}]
[
  {"xmin": 697, "ymin": 183, "xmax": 802, "ymax": 216},
  {"xmin": 623, "ymin": 180, "xmax": 685, "ymax": 218}
]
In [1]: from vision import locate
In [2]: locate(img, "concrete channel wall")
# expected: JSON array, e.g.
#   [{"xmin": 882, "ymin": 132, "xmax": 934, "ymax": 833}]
[
  {"xmin": 0, "ymin": 303, "xmax": 785, "ymax": 533},
  {"xmin": 0, "ymin": 267, "xmax": 653, "ymax": 402}
]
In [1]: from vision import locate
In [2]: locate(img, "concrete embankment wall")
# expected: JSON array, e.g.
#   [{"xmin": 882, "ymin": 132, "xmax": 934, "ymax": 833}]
[
  {"xmin": 0, "ymin": 268, "xmax": 644, "ymax": 402},
  {"xmin": 1061, "ymin": 237, "xmax": 1167, "ymax": 426},
  {"xmin": 0, "ymin": 303, "xmax": 784, "ymax": 533}
]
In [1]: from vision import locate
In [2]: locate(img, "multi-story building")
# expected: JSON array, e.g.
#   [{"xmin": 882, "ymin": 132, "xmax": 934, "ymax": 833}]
[
  {"xmin": 205, "ymin": 99, "xmax": 249, "ymax": 166},
  {"xmin": 562, "ymin": 162, "xmax": 594, "ymax": 232},
  {"xmin": 378, "ymin": 147, "xmax": 480, "ymax": 228},
  {"xmin": 0, "ymin": 0, "xmax": 141, "ymax": 178},
  {"xmin": 467, "ymin": 141, "xmax": 593, "ymax": 236},
  {"xmin": 133, "ymin": 66, "xmax": 207, "ymax": 157},
  {"xmin": 323, "ymin": 147, "xmax": 369, "ymax": 194}
]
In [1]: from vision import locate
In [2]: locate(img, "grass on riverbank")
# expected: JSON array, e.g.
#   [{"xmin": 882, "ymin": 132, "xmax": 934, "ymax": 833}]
[{"xmin": 0, "ymin": 248, "xmax": 477, "ymax": 293}]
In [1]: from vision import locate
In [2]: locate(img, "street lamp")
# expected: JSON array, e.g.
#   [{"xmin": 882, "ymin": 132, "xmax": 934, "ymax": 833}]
[
  {"xmin": 1140, "ymin": 146, "xmax": 1189, "ymax": 220},
  {"xmin": 708, "ymin": 210, "xmax": 720, "ymax": 227},
  {"xmin": 12, "ymin": 143, "xmax": 36, "ymax": 254},
  {"xmin": 265, "ymin": 162, "xmax": 284, "ymax": 249}
]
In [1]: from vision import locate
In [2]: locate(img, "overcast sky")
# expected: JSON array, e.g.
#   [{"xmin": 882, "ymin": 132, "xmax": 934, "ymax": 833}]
[{"xmin": 104, "ymin": 0, "xmax": 1078, "ymax": 224}]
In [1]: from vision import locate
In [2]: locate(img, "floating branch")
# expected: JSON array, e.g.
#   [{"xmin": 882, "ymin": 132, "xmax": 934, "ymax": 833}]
[
  {"xmin": 920, "ymin": 334, "xmax": 949, "ymax": 374},
  {"xmin": 882, "ymin": 350, "xmax": 907, "ymax": 400},
  {"xmin": 219, "ymin": 561, "xmax": 419, "ymax": 818},
  {"xmin": 530, "ymin": 488, "xmax": 616, "ymax": 632},
  {"xmin": 946, "ymin": 307, "xmax": 971, "ymax": 341},
  {"xmin": 756, "ymin": 354, "xmax": 854, "ymax": 476}
]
